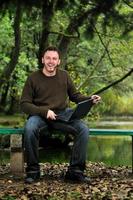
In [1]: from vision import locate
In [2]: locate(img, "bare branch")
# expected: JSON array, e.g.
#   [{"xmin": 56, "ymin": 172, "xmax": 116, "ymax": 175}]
[
  {"xmin": 78, "ymin": 40, "xmax": 110, "ymax": 90},
  {"xmin": 93, "ymin": 68, "xmax": 133, "ymax": 95},
  {"xmin": 123, "ymin": 0, "xmax": 133, "ymax": 9},
  {"xmin": 93, "ymin": 25, "xmax": 116, "ymax": 68}
]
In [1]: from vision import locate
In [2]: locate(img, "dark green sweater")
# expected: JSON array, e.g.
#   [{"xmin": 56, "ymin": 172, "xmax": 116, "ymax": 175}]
[{"xmin": 20, "ymin": 69, "xmax": 89, "ymax": 118}]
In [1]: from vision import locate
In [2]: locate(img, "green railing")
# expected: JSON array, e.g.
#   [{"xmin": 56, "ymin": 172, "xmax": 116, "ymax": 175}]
[{"xmin": 0, "ymin": 127, "xmax": 133, "ymax": 135}]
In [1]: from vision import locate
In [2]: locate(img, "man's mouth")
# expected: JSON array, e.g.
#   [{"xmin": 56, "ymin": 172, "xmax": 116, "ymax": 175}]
[{"xmin": 48, "ymin": 64, "xmax": 54, "ymax": 68}]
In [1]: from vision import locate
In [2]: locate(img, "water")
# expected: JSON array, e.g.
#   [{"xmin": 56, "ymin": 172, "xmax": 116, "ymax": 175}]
[
  {"xmin": 39, "ymin": 118, "xmax": 133, "ymax": 167},
  {"xmin": 88, "ymin": 118, "xmax": 133, "ymax": 166},
  {"xmin": 0, "ymin": 118, "xmax": 133, "ymax": 166},
  {"xmin": 38, "ymin": 136, "xmax": 132, "ymax": 167}
]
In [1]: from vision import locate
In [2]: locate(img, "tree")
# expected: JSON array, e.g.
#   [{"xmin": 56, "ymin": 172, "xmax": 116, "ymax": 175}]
[{"xmin": 0, "ymin": 0, "xmax": 133, "ymax": 114}]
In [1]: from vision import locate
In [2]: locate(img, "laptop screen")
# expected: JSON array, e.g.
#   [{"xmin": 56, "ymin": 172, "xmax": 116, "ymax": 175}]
[
  {"xmin": 70, "ymin": 99, "xmax": 94, "ymax": 120},
  {"xmin": 56, "ymin": 99, "xmax": 94, "ymax": 122}
]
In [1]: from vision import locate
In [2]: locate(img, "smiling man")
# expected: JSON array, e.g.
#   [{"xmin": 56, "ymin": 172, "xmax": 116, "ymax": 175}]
[
  {"xmin": 42, "ymin": 49, "xmax": 60, "ymax": 76},
  {"xmin": 21, "ymin": 46, "xmax": 101, "ymax": 184}
]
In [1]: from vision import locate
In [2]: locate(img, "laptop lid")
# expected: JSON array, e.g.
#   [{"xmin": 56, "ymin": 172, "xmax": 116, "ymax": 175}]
[
  {"xmin": 56, "ymin": 98, "xmax": 94, "ymax": 122},
  {"xmin": 70, "ymin": 99, "xmax": 94, "ymax": 120}
]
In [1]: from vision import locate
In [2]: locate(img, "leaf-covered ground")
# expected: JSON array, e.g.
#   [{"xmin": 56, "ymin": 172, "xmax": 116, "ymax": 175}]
[{"xmin": 0, "ymin": 162, "xmax": 133, "ymax": 200}]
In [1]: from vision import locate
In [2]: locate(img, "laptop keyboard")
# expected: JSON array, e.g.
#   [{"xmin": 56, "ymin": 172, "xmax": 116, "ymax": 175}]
[{"xmin": 56, "ymin": 110, "xmax": 74, "ymax": 122}]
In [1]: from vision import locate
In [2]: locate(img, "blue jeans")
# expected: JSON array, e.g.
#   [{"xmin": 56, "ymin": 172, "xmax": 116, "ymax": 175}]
[{"xmin": 24, "ymin": 115, "xmax": 89, "ymax": 173}]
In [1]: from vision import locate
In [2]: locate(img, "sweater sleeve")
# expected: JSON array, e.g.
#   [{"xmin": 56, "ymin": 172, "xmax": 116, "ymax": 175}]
[
  {"xmin": 67, "ymin": 72, "xmax": 90, "ymax": 103},
  {"xmin": 20, "ymin": 76, "xmax": 48, "ymax": 117}
]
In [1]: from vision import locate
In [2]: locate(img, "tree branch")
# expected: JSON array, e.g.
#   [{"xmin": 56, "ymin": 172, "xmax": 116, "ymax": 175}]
[
  {"xmin": 78, "ymin": 40, "xmax": 110, "ymax": 90},
  {"xmin": 93, "ymin": 25, "xmax": 116, "ymax": 68},
  {"xmin": 0, "ymin": 2, "xmax": 22, "ymax": 89},
  {"xmin": 93, "ymin": 68, "xmax": 133, "ymax": 95},
  {"xmin": 123, "ymin": 0, "xmax": 133, "ymax": 9},
  {"xmin": 48, "ymin": 30, "xmax": 80, "ymax": 38}
]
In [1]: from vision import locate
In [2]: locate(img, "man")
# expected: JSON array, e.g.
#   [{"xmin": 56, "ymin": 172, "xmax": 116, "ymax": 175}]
[{"xmin": 21, "ymin": 46, "xmax": 101, "ymax": 184}]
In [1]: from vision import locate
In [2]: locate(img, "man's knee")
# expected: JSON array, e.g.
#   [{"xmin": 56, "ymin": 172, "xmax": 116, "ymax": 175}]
[
  {"xmin": 81, "ymin": 128, "xmax": 89, "ymax": 140},
  {"xmin": 24, "ymin": 116, "xmax": 41, "ymax": 139},
  {"xmin": 78, "ymin": 122, "xmax": 89, "ymax": 141},
  {"xmin": 25, "ymin": 124, "xmax": 38, "ymax": 136}
]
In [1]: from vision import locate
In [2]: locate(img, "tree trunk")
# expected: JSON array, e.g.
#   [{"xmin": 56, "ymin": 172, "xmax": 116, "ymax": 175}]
[
  {"xmin": 58, "ymin": 8, "xmax": 94, "ymax": 69},
  {"xmin": 0, "ymin": 83, "xmax": 9, "ymax": 112},
  {"xmin": 6, "ymin": 73, "xmax": 20, "ymax": 114},
  {"xmin": 38, "ymin": 1, "xmax": 56, "ymax": 67},
  {"xmin": 0, "ymin": 2, "xmax": 22, "ymax": 90}
]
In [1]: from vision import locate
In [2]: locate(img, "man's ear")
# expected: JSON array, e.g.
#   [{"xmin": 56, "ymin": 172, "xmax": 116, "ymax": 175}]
[
  {"xmin": 58, "ymin": 59, "xmax": 61, "ymax": 65},
  {"xmin": 42, "ymin": 58, "xmax": 44, "ymax": 64}
]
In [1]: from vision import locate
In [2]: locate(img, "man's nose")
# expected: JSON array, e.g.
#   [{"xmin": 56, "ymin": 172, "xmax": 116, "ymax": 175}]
[{"xmin": 49, "ymin": 59, "xmax": 54, "ymax": 62}]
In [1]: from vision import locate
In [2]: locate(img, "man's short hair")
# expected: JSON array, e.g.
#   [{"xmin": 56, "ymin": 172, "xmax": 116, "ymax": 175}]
[{"xmin": 42, "ymin": 46, "xmax": 61, "ymax": 58}]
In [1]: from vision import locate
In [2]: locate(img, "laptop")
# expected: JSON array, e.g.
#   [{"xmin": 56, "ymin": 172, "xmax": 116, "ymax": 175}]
[{"xmin": 56, "ymin": 98, "xmax": 94, "ymax": 123}]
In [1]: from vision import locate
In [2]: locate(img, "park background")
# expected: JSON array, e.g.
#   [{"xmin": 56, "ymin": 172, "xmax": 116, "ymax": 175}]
[
  {"xmin": 0, "ymin": 0, "xmax": 133, "ymax": 116},
  {"xmin": 1, "ymin": 1, "xmax": 133, "ymax": 199},
  {"xmin": 0, "ymin": 0, "xmax": 133, "ymax": 172}
]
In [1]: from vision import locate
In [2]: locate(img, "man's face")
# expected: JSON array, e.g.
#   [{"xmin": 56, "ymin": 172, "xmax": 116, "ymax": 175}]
[{"xmin": 42, "ymin": 50, "xmax": 60, "ymax": 74}]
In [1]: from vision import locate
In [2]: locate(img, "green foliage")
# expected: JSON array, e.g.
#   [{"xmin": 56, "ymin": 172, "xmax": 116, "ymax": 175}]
[
  {"xmin": 0, "ymin": 1, "xmax": 133, "ymax": 116},
  {"xmin": 0, "ymin": 12, "xmax": 13, "ymax": 73},
  {"xmin": 100, "ymin": 90, "xmax": 133, "ymax": 116},
  {"xmin": 1, "ymin": 195, "xmax": 16, "ymax": 200}
]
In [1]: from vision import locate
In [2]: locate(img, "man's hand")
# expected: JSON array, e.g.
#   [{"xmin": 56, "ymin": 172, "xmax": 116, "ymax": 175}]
[
  {"xmin": 91, "ymin": 95, "xmax": 101, "ymax": 104},
  {"xmin": 47, "ymin": 109, "xmax": 57, "ymax": 120}
]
